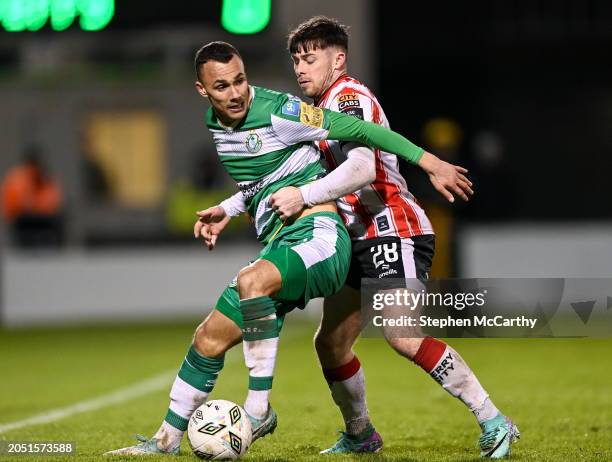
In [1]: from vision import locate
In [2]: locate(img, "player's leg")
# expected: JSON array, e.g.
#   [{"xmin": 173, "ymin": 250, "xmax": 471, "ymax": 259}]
[
  {"xmin": 235, "ymin": 257, "xmax": 284, "ymax": 434},
  {"xmin": 237, "ymin": 212, "xmax": 351, "ymax": 437},
  {"xmin": 315, "ymin": 284, "xmax": 383, "ymax": 453},
  {"xmin": 381, "ymin": 235, "xmax": 519, "ymax": 458},
  {"xmin": 105, "ymin": 286, "xmax": 243, "ymax": 455},
  {"xmin": 387, "ymin": 335, "xmax": 519, "ymax": 457},
  {"xmin": 153, "ymin": 307, "xmax": 243, "ymax": 451}
]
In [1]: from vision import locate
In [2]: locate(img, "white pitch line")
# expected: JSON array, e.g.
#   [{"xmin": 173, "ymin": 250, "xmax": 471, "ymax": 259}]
[
  {"xmin": 0, "ymin": 369, "xmax": 176, "ymax": 434},
  {"xmin": 0, "ymin": 327, "xmax": 303, "ymax": 435}
]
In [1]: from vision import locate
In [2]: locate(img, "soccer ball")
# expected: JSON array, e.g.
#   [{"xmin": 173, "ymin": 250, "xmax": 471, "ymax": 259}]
[{"xmin": 187, "ymin": 400, "xmax": 253, "ymax": 460}]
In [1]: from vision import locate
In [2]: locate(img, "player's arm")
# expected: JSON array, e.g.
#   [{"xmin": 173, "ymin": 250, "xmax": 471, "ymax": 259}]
[
  {"xmin": 325, "ymin": 108, "xmax": 424, "ymax": 163},
  {"xmin": 324, "ymin": 110, "xmax": 473, "ymax": 202},
  {"xmin": 271, "ymin": 93, "xmax": 380, "ymax": 218},
  {"xmin": 270, "ymin": 143, "xmax": 375, "ymax": 220},
  {"xmin": 271, "ymin": 99, "xmax": 472, "ymax": 212},
  {"xmin": 272, "ymin": 101, "xmax": 424, "ymax": 163},
  {"xmin": 194, "ymin": 191, "xmax": 246, "ymax": 250},
  {"xmin": 301, "ymin": 143, "xmax": 375, "ymax": 206}
]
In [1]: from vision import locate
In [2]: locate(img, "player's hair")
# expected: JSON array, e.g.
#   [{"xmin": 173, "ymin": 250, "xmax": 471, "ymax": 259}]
[
  {"xmin": 194, "ymin": 41, "xmax": 242, "ymax": 81},
  {"xmin": 287, "ymin": 16, "xmax": 349, "ymax": 54}
]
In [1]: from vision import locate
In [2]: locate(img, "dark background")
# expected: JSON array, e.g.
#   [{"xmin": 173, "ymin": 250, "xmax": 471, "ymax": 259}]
[{"xmin": 378, "ymin": 0, "xmax": 612, "ymax": 220}]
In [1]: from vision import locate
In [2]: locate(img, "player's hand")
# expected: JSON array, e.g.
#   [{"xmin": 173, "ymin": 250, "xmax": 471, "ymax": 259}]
[
  {"xmin": 269, "ymin": 186, "xmax": 306, "ymax": 221},
  {"xmin": 194, "ymin": 206, "xmax": 231, "ymax": 251},
  {"xmin": 419, "ymin": 152, "xmax": 473, "ymax": 203}
]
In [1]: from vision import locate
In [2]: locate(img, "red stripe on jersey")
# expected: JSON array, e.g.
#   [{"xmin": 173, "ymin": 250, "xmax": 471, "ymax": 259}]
[
  {"xmin": 371, "ymin": 148, "xmax": 410, "ymax": 235},
  {"xmin": 318, "ymin": 139, "xmax": 338, "ymax": 169},
  {"xmin": 368, "ymin": 99, "xmax": 425, "ymax": 236},
  {"xmin": 351, "ymin": 192, "xmax": 377, "ymax": 239},
  {"xmin": 318, "ymin": 76, "xmax": 430, "ymax": 239}
]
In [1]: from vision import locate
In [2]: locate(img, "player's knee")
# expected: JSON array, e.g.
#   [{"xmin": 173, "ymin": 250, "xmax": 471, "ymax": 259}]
[
  {"xmin": 386, "ymin": 336, "xmax": 423, "ymax": 360},
  {"xmin": 236, "ymin": 267, "xmax": 267, "ymax": 299},
  {"xmin": 236, "ymin": 268, "xmax": 259, "ymax": 298},
  {"xmin": 314, "ymin": 329, "xmax": 352, "ymax": 363},
  {"xmin": 193, "ymin": 322, "xmax": 229, "ymax": 358}
]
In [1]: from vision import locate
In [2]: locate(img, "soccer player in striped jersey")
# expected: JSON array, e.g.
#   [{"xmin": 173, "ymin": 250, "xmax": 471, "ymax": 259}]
[
  {"xmin": 105, "ymin": 41, "xmax": 469, "ymax": 456},
  {"xmin": 266, "ymin": 17, "xmax": 519, "ymax": 458}
]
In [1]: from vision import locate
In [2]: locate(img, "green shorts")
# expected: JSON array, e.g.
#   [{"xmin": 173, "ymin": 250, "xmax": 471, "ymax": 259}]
[{"xmin": 215, "ymin": 212, "xmax": 351, "ymax": 328}]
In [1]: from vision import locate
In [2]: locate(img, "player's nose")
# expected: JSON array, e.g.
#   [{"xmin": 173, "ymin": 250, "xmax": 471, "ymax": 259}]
[
  {"xmin": 294, "ymin": 61, "xmax": 305, "ymax": 76},
  {"xmin": 230, "ymin": 84, "xmax": 241, "ymax": 99}
]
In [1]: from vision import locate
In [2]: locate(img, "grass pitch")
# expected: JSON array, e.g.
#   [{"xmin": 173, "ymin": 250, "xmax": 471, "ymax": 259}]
[{"xmin": 0, "ymin": 319, "xmax": 610, "ymax": 461}]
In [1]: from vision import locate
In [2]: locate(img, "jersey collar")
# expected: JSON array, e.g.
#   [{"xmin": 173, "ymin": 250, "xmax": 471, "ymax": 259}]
[{"xmin": 314, "ymin": 74, "xmax": 349, "ymax": 107}]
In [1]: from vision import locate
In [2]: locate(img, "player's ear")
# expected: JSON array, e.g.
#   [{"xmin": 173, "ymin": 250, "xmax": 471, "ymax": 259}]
[
  {"xmin": 334, "ymin": 50, "xmax": 347, "ymax": 71},
  {"xmin": 195, "ymin": 80, "xmax": 208, "ymax": 98}
]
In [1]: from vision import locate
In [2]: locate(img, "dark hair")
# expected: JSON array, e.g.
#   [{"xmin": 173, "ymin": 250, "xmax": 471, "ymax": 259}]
[
  {"xmin": 287, "ymin": 16, "xmax": 349, "ymax": 54},
  {"xmin": 194, "ymin": 41, "xmax": 242, "ymax": 81}
]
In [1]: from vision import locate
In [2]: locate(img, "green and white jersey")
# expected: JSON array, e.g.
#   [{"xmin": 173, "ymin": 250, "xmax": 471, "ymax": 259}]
[{"xmin": 206, "ymin": 85, "xmax": 335, "ymax": 244}]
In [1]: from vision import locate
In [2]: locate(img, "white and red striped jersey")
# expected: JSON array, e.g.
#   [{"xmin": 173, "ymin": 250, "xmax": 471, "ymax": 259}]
[{"xmin": 315, "ymin": 75, "xmax": 434, "ymax": 241}]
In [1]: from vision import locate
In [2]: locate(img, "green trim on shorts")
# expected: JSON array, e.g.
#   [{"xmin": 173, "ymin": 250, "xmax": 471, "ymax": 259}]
[{"xmin": 215, "ymin": 285, "xmax": 244, "ymax": 328}]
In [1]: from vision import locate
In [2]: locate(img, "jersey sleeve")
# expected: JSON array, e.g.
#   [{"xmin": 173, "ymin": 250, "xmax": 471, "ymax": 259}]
[
  {"xmin": 324, "ymin": 110, "xmax": 424, "ymax": 164},
  {"xmin": 270, "ymin": 98, "xmax": 332, "ymax": 145},
  {"xmin": 219, "ymin": 190, "xmax": 247, "ymax": 217},
  {"xmin": 329, "ymin": 88, "xmax": 376, "ymax": 151}
]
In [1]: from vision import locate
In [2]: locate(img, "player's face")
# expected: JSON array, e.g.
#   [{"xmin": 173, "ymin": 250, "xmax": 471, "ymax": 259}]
[
  {"xmin": 195, "ymin": 55, "xmax": 250, "ymax": 126},
  {"xmin": 292, "ymin": 46, "xmax": 342, "ymax": 100}
]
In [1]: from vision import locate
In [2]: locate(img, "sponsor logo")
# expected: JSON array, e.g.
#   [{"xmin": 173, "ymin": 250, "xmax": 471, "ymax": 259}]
[
  {"xmin": 341, "ymin": 107, "xmax": 364, "ymax": 120},
  {"xmin": 299, "ymin": 102, "xmax": 324, "ymax": 128},
  {"xmin": 281, "ymin": 99, "xmax": 301, "ymax": 116},
  {"xmin": 376, "ymin": 216, "xmax": 390, "ymax": 232},
  {"xmin": 245, "ymin": 131, "xmax": 262, "ymax": 153},
  {"xmin": 238, "ymin": 180, "xmax": 264, "ymax": 199},
  {"xmin": 379, "ymin": 267, "xmax": 399, "ymax": 278},
  {"xmin": 430, "ymin": 352, "xmax": 454, "ymax": 383},
  {"xmin": 338, "ymin": 93, "xmax": 359, "ymax": 102},
  {"xmin": 338, "ymin": 99, "xmax": 361, "ymax": 111}
]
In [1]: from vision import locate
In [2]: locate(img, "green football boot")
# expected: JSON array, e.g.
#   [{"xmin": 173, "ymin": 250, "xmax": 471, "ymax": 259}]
[
  {"xmin": 321, "ymin": 425, "xmax": 383, "ymax": 454},
  {"xmin": 246, "ymin": 406, "xmax": 278, "ymax": 442},
  {"xmin": 479, "ymin": 414, "xmax": 520, "ymax": 458},
  {"xmin": 103, "ymin": 434, "xmax": 179, "ymax": 456}
]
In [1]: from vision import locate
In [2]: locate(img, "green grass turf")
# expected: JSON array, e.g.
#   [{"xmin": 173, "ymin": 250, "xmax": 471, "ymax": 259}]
[{"xmin": 0, "ymin": 319, "xmax": 610, "ymax": 461}]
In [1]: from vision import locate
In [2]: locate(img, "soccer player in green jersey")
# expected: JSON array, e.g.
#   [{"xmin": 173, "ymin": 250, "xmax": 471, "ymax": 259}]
[{"xmin": 106, "ymin": 41, "xmax": 469, "ymax": 456}]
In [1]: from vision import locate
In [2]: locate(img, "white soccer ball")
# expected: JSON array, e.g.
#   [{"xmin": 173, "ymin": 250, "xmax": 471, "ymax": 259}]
[{"xmin": 187, "ymin": 400, "xmax": 253, "ymax": 460}]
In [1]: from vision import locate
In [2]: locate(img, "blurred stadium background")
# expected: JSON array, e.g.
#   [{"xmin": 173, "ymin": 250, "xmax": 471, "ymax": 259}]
[
  {"xmin": 1, "ymin": 2, "xmax": 611, "ymax": 460},
  {"xmin": 2, "ymin": 0, "xmax": 612, "ymax": 326}
]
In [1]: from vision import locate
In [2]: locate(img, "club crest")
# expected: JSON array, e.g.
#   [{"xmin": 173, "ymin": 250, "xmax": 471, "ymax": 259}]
[{"xmin": 245, "ymin": 132, "xmax": 262, "ymax": 153}]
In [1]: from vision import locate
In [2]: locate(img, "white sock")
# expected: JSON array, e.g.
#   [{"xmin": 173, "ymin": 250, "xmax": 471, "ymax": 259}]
[
  {"xmin": 240, "ymin": 298, "xmax": 280, "ymax": 419},
  {"xmin": 157, "ymin": 346, "xmax": 224, "ymax": 449},
  {"xmin": 154, "ymin": 421, "xmax": 184, "ymax": 451},
  {"xmin": 324, "ymin": 356, "xmax": 370, "ymax": 435},
  {"xmin": 413, "ymin": 337, "xmax": 499, "ymax": 424}
]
